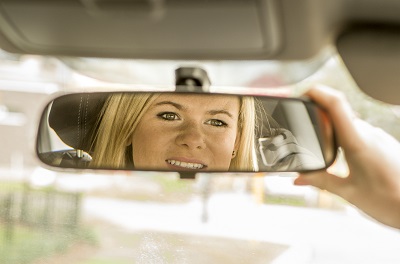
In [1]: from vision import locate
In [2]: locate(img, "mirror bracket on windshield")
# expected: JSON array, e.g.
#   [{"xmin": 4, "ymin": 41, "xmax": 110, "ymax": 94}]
[{"xmin": 175, "ymin": 67, "xmax": 211, "ymax": 93}]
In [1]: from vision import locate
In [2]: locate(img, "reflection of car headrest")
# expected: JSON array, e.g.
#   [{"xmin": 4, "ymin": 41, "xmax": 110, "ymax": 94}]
[
  {"xmin": 48, "ymin": 93, "xmax": 108, "ymax": 152},
  {"xmin": 258, "ymin": 129, "xmax": 325, "ymax": 170}
]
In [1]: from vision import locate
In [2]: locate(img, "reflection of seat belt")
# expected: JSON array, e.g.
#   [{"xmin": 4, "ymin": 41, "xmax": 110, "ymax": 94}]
[{"xmin": 259, "ymin": 129, "xmax": 318, "ymax": 167}]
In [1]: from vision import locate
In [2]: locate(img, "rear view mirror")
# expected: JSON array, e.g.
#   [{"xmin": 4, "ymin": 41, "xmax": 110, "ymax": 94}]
[{"xmin": 36, "ymin": 92, "xmax": 336, "ymax": 174}]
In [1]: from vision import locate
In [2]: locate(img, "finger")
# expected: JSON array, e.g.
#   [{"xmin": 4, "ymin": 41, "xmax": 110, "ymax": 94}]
[{"xmin": 294, "ymin": 171, "xmax": 349, "ymax": 197}]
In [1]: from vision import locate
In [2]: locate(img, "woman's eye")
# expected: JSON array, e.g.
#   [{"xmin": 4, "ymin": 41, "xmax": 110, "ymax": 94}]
[
  {"xmin": 206, "ymin": 119, "xmax": 227, "ymax": 127},
  {"xmin": 158, "ymin": 112, "xmax": 179, "ymax": 121}
]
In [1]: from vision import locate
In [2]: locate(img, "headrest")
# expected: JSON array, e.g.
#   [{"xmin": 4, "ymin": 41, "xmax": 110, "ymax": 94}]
[{"xmin": 48, "ymin": 93, "xmax": 108, "ymax": 152}]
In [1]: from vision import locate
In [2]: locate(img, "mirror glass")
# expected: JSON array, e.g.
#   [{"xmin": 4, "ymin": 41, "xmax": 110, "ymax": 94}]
[{"xmin": 37, "ymin": 92, "xmax": 336, "ymax": 173}]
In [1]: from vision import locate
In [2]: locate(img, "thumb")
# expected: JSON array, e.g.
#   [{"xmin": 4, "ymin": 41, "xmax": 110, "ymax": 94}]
[{"xmin": 294, "ymin": 171, "xmax": 349, "ymax": 197}]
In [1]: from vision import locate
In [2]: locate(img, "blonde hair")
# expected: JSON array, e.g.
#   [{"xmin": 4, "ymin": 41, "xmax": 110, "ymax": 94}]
[
  {"xmin": 229, "ymin": 96, "xmax": 256, "ymax": 171},
  {"xmin": 91, "ymin": 93, "xmax": 159, "ymax": 168},
  {"xmin": 91, "ymin": 92, "xmax": 257, "ymax": 171}
]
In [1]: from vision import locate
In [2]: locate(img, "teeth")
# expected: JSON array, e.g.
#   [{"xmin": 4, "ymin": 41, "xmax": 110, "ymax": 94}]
[{"xmin": 167, "ymin": 160, "xmax": 205, "ymax": 169}]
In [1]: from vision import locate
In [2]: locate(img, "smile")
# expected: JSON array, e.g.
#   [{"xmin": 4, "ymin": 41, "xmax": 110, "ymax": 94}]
[{"xmin": 166, "ymin": 159, "xmax": 206, "ymax": 170}]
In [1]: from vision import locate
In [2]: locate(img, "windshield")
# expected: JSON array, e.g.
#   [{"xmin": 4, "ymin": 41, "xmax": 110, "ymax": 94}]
[
  {"xmin": 1, "ymin": 48, "xmax": 400, "ymax": 264},
  {"xmin": 59, "ymin": 50, "xmax": 330, "ymax": 88}
]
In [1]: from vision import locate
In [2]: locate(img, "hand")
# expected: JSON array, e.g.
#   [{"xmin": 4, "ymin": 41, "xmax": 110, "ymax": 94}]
[{"xmin": 294, "ymin": 85, "xmax": 400, "ymax": 228}]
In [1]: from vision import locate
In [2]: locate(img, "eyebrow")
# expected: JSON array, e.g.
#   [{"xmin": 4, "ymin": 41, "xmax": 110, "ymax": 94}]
[
  {"xmin": 207, "ymin": 110, "xmax": 234, "ymax": 119},
  {"xmin": 153, "ymin": 101, "xmax": 234, "ymax": 119},
  {"xmin": 153, "ymin": 101, "xmax": 185, "ymax": 110}
]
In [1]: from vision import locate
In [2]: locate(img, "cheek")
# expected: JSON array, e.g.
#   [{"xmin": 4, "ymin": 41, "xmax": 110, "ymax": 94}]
[
  {"xmin": 210, "ymin": 131, "xmax": 237, "ymax": 160},
  {"xmin": 132, "ymin": 128, "xmax": 149, "ymax": 153},
  {"xmin": 131, "ymin": 123, "xmax": 166, "ymax": 164}
]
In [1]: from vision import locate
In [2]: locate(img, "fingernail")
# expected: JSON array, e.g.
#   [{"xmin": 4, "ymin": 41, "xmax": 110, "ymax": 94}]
[{"xmin": 294, "ymin": 177, "xmax": 309, "ymax": 186}]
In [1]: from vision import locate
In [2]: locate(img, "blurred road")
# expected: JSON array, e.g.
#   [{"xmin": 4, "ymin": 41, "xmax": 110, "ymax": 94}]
[{"xmin": 83, "ymin": 193, "xmax": 400, "ymax": 264}]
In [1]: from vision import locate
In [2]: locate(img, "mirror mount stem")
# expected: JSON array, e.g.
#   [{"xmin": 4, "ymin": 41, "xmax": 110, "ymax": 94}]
[
  {"xmin": 179, "ymin": 171, "xmax": 197, "ymax": 180},
  {"xmin": 175, "ymin": 67, "xmax": 211, "ymax": 93}
]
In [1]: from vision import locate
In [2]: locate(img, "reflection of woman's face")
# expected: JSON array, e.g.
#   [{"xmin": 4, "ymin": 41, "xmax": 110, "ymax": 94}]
[{"xmin": 131, "ymin": 94, "xmax": 240, "ymax": 171}]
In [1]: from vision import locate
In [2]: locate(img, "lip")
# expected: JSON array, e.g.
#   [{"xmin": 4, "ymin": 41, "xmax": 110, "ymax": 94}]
[{"xmin": 165, "ymin": 157, "xmax": 208, "ymax": 170}]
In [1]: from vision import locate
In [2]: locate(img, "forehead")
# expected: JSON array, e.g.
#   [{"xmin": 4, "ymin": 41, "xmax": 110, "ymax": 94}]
[{"xmin": 151, "ymin": 93, "xmax": 240, "ymax": 109}]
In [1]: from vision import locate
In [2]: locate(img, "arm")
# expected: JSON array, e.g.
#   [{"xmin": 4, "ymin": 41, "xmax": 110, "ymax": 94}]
[{"xmin": 294, "ymin": 85, "xmax": 400, "ymax": 228}]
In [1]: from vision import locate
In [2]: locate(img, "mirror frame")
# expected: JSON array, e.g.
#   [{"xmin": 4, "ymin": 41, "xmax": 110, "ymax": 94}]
[{"xmin": 36, "ymin": 91, "xmax": 338, "ymax": 178}]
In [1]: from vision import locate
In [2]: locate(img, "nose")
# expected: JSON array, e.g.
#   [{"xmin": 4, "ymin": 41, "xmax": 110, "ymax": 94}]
[{"xmin": 176, "ymin": 122, "xmax": 206, "ymax": 150}]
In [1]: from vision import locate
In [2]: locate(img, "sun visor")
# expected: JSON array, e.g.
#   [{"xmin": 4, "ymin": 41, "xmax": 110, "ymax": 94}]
[
  {"xmin": 0, "ymin": 0, "xmax": 281, "ymax": 60},
  {"xmin": 337, "ymin": 25, "xmax": 400, "ymax": 105}
]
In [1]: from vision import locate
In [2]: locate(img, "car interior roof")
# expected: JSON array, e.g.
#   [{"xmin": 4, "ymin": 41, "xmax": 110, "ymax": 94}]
[{"xmin": 0, "ymin": 0, "xmax": 399, "ymax": 103}]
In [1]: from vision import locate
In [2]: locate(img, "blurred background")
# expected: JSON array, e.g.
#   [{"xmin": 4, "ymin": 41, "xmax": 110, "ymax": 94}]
[{"xmin": 1, "ymin": 49, "xmax": 400, "ymax": 264}]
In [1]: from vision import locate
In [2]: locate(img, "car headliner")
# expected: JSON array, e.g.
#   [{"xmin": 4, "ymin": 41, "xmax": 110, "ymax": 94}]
[{"xmin": 0, "ymin": 0, "xmax": 398, "ymax": 103}]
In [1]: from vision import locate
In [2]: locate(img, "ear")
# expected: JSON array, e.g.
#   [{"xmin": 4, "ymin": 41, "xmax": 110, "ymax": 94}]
[
  {"xmin": 126, "ymin": 133, "xmax": 133, "ymax": 146},
  {"xmin": 232, "ymin": 132, "xmax": 241, "ymax": 159}
]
